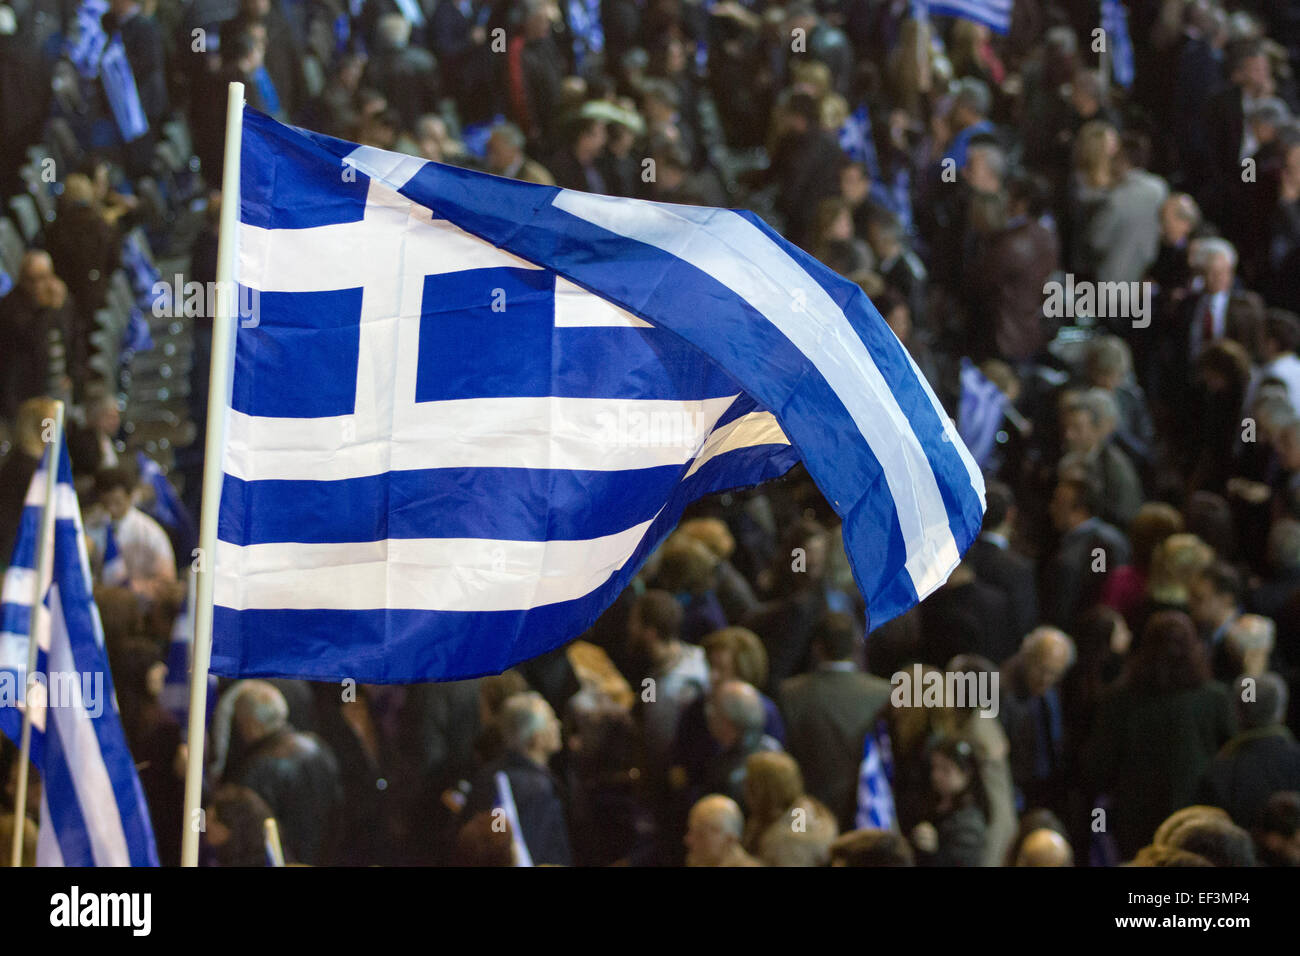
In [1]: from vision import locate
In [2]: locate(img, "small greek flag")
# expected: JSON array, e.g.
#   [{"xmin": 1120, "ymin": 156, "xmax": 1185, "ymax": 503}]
[
  {"xmin": 1101, "ymin": 0, "xmax": 1135, "ymax": 90},
  {"xmin": 100, "ymin": 34, "xmax": 149, "ymax": 143},
  {"xmin": 855, "ymin": 719, "xmax": 897, "ymax": 830},
  {"xmin": 0, "ymin": 441, "xmax": 159, "ymax": 865},
  {"xmin": 838, "ymin": 104, "xmax": 881, "ymax": 180}
]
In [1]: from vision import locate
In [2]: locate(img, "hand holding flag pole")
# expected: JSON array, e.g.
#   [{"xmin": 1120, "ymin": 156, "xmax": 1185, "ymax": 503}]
[
  {"xmin": 10, "ymin": 401, "xmax": 64, "ymax": 867},
  {"xmin": 180, "ymin": 81, "xmax": 245, "ymax": 868}
]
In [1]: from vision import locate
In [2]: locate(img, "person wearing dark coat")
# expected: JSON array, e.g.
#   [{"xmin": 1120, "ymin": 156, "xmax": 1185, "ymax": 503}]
[
  {"xmin": 506, "ymin": 2, "xmax": 565, "ymax": 157},
  {"xmin": 920, "ymin": 562, "xmax": 1013, "ymax": 668},
  {"xmin": 969, "ymin": 173, "xmax": 1059, "ymax": 362},
  {"xmin": 363, "ymin": 13, "xmax": 441, "ymax": 130},
  {"xmin": 467, "ymin": 691, "xmax": 572, "ymax": 866},
  {"xmin": 223, "ymin": 682, "xmax": 342, "ymax": 866},
  {"xmin": 1199, "ymin": 673, "xmax": 1300, "ymax": 829},
  {"xmin": 998, "ymin": 627, "xmax": 1076, "ymax": 817},
  {"xmin": 778, "ymin": 613, "xmax": 892, "ymax": 831},
  {"xmin": 0, "ymin": 252, "xmax": 74, "ymax": 426},
  {"xmin": 431, "ymin": 0, "xmax": 497, "ymax": 126},
  {"xmin": 102, "ymin": 0, "xmax": 169, "ymax": 177},
  {"xmin": 1085, "ymin": 612, "xmax": 1235, "ymax": 859},
  {"xmin": 548, "ymin": 116, "xmax": 609, "ymax": 194},
  {"xmin": 747, "ymin": 92, "xmax": 844, "ymax": 249},
  {"xmin": 1041, "ymin": 475, "xmax": 1131, "ymax": 632},
  {"xmin": 1202, "ymin": 39, "xmax": 1278, "ymax": 226},
  {"xmin": 311, "ymin": 684, "xmax": 403, "ymax": 865},
  {"xmin": 966, "ymin": 481, "xmax": 1039, "ymax": 643}
]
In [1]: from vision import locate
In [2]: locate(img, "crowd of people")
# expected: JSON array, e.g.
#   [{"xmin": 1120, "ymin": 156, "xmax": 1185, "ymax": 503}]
[{"xmin": 4, "ymin": 0, "xmax": 1300, "ymax": 866}]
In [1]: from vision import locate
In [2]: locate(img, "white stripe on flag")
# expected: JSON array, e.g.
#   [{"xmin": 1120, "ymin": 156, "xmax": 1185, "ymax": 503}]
[
  {"xmin": 238, "ymin": 203, "xmax": 541, "ymax": 295},
  {"xmin": 552, "ymin": 190, "xmax": 971, "ymax": 598},
  {"xmin": 554, "ymin": 276, "xmax": 652, "ymax": 327},
  {"xmin": 214, "ymin": 516, "xmax": 657, "ymax": 612},
  {"xmin": 44, "ymin": 586, "xmax": 132, "ymax": 865},
  {"xmin": 23, "ymin": 480, "xmax": 81, "ymax": 517},
  {"xmin": 224, "ymin": 394, "xmax": 740, "ymax": 481}
]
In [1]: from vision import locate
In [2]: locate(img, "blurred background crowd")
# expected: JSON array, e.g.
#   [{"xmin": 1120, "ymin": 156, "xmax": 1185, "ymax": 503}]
[{"xmin": 3, "ymin": 0, "xmax": 1300, "ymax": 866}]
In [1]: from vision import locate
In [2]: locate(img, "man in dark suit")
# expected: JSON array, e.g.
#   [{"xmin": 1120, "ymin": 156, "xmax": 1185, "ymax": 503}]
[
  {"xmin": 468, "ymin": 691, "xmax": 571, "ymax": 866},
  {"xmin": 363, "ymin": 13, "xmax": 441, "ymax": 130},
  {"xmin": 778, "ymin": 613, "xmax": 891, "ymax": 831},
  {"xmin": 998, "ymin": 627, "xmax": 1076, "ymax": 817},
  {"xmin": 223, "ymin": 682, "xmax": 342, "ymax": 865},
  {"xmin": 1041, "ymin": 474, "xmax": 1130, "ymax": 631},
  {"xmin": 966, "ymin": 481, "xmax": 1039, "ymax": 643},
  {"xmin": 1204, "ymin": 38, "xmax": 1276, "ymax": 224},
  {"xmin": 431, "ymin": 0, "xmax": 497, "ymax": 125},
  {"xmin": 919, "ymin": 560, "xmax": 1013, "ymax": 667},
  {"xmin": 1199, "ymin": 674, "xmax": 1300, "ymax": 829}
]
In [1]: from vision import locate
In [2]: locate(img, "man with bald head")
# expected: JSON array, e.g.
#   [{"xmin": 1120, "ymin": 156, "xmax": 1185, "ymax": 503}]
[
  {"xmin": 999, "ymin": 628, "xmax": 1076, "ymax": 816},
  {"xmin": 222, "ymin": 680, "xmax": 341, "ymax": 865},
  {"xmin": 705, "ymin": 680, "xmax": 782, "ymax": 807},
  {"xmin": 684, "ymin": 794, "xmax": 760, "ymax": 867},
  {"xmin": 0, "ymin": 250, "xmax": 75, "ymax": 424},
  {"xmin": 1015, "ymin": 828, "xmax": 1074, "ymax": 866}
]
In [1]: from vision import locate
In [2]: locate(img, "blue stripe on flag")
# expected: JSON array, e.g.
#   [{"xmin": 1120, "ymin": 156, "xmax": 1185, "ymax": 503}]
[{"xmin": 0, "ymin": 444, "xmax": 159, "ymax": 865}]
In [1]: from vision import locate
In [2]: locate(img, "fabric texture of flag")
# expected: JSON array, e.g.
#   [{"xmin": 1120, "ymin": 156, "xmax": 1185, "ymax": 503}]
[
  {"xmin": 66, "ymin": 0, "xmax": 109, "ymax": 79},
  {"xmin": 211, "ymin": 108, "xmax": 984, "ymax": 683},
  {"xmin": 1101, "ymin": 0, "xmax": 1135, "ymax": 90},
  {"xmin": 0, "ymin": 441, "xmax": 159, "ymax": 866},
  {"xmin": 100, "ymin": 34, "xmax": 149, "ymax": 143},
  {"xmin": 913, "ymin": 0, "xmax": 1013, "ymax": 35},
  {"xmin": 855, "ymin": 718, "xmax": 897, "ymax": 830},
  {"xmin": 958, "ymin": 357, "xmax": 1007, "ymax": 469}
]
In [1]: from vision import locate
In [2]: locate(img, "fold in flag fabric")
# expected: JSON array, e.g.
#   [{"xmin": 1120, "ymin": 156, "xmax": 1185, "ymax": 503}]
[
  {"xmin": 213, "ymin": 108, "xmax": 985, "ymax": 682},
  {"xmin": 0, "ymin": 442, "xmax": 159, "ymax": 866}
]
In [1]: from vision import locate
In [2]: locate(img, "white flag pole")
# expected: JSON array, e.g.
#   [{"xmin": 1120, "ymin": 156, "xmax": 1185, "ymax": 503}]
[
  {"xmin": 10, "ymin": 400, "xmax": 65, "ymax": 867},
  {"xmin": 264, "ymin": 817, "xmax": 286, "ymax": 867},
  {"xmin": 180, "ymin": 80, "xmax": 244, "ymax": 868}
]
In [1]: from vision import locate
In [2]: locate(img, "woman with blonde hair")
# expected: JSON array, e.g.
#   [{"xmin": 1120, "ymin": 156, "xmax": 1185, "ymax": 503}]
[
  {"xmin": 1130, "ymin": 533, "xmax": 1215, "ymax": 641},
  {"xmin": 742, "ymin": 750, "xmax": 838, "ymax": 866}
]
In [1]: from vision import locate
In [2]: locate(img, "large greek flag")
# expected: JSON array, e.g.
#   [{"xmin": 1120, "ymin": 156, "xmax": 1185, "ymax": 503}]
[
  {"xmin": 212, "ymin": 108, "xmax": 984, "ymax": 682},
  {"xmin": 914, "ymin": 0, "xmax": 1013, "ymax": 35},
  {"xmin": 0, "ymin": 443, "xmax": 159, "ymax": 866}
]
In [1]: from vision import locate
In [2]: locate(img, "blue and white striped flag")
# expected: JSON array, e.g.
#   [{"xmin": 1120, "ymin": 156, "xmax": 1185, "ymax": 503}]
[
  {"xmin": 1101, "ymin": 0, "xmax": 1134, "ymax": 90},
  {"xmin": 913, "ymin": 0, "xmax": 1012, "ymax": 35},
  {"xmin": 958, "ymin": 358, "xmax": 1007, "ymax": 470},
  {"xmin": 210, "ymin": 108, "xmax": 985, "ymax": 682},
  {"xmin": 0, "ymin": 442, "xmax": 159, "ymax": 866},
  {"xmin": 855, "ymin": 718, "xmax": 897, "ymax": 830}
]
